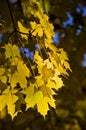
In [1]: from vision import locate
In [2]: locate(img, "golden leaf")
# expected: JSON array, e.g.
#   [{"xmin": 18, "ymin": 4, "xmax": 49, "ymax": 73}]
[{"xmin": 18, "ymin": 21, "xmax": 29, "ymax": 39}]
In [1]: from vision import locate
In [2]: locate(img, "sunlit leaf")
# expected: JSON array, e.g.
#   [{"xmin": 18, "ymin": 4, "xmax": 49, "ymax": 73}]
[
  {"xmin": 0, "ymin": 68, "xmax": 7, "ymax": 83},
  {"xmin": 34, "ymin": 51, "xmax": 43, "ymax": 73},
  {"xmin": 3, "ymin": 43, "xmax": 20, "ymax": 59},
  {"xmin": 7, "ymin": 92, "xmax": 18, "ymax": 118},
  {"xmin": 42, "ymin": 64, "xmax": 54, "ymax": 82},
  {"xmin": 30, "ymin": 22, "xmax": 43, "ymax": 37},
  {"xmin": 0, "ymin": 0, "xmax": 71, "ymax": 119},
  {"xmin": 22, "ymin": 88, "xmax": 55, "ymax": 117},
  {"xmin": 18, "ymin": 21, "xmax": 29, "ymax": 39},
  {"xmin": 21, "ymin": 83, "xmax": 35, "ymax": 108},
  {"xmin": 0, "ymin": 95, "xmax": 6, "ymax": 111},
  {"xmin": 35, "ymin": 75, "xmax": 44, "ymax": 88},
  {"xmin": 36, "ymin": 91, "xmax": 49, "ymax": 116},
  {"xmin": 0, "ymin": 88, "xmax": 18, "ymax": 118},
  {"xmin": 11, "ymin": 59, "xmax": 31, "ymax": 88}
]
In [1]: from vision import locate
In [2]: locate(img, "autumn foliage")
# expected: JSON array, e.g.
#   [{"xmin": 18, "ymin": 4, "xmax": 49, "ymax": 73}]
[{"xmin": 0, "ymin": 0, "xmax": 71, "ymax": 119}]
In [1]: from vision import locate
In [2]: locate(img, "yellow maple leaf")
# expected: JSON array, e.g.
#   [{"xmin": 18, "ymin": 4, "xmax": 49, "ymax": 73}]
[
  {"xmin": 0, "ymin": 68, "xmax": 7, "ymax": 83},
  {"xmin": 35, "ymin": 75, "xmax": 44, "ymax": 88},
  {"xmin": 0, "ymin": 95, "xmax": 6, "ymax": 111},
  {"xmin": 0, "ymin": 88, "xmax": 18, "ymax": 118},
  {"xmin": 35, "ymin": 91, "xmax": 55, "ymax": 117},
  {"xmin": 36, "ymin": 91, "xmax": 49, "ymax": 116},
  {"xmin": 34, "ymin": 51, "xmax": 43, "ymax": 73},
  {"xmin": 46, "ymin": 78, "xmax": 63, "ymax": 95},
  {"xmin": 3, "ymin": 43, "xmax": 20, "ymax": 59},
  {"xmin": 22, "ymin": 83, "xmax": 55, "ymax": 117},
  {"xmin": 42, "ymin": 64, "xmax": 54, "ymax": 82},
  {"xmin": 40, "ymin": 14, "xmax": 54, "ymax": 40},
  {"xmin": 21, "ymin": 83, "xmax": 35, "ymax": 108},
  {"xmin": 10, "ymin": 58, "xmax": 31, "ymax": 88},
  {"xmin": 30, "ymin": 22, "xmax": 43, "ymax": 37},
  {"xmin": 7, "ymin": 92, "xmax": 18, "ymax": 119},
  {"xmin": 18, "ymin": 21, "xmax": 29, "ymax": 39}
]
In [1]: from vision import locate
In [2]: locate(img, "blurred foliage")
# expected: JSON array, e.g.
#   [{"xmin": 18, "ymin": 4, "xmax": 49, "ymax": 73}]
[{"xmin": 0, "ymin": 0, "xmax": 86, "ymax": 130}]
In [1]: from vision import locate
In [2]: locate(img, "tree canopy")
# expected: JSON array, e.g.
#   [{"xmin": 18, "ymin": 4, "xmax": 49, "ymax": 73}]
[{"xmin": 0, "ymin": 0, "xmax": 86, "ymax": 130}]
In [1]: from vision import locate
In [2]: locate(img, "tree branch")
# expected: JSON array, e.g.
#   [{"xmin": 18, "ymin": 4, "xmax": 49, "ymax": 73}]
[{"xmin": 6, "ymin": 0, "xmax": 16, "ymax": 31}]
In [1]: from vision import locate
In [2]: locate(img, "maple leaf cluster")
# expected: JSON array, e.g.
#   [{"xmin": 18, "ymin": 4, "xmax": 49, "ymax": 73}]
[{"xmin": 0, "ymin": 0, "xmax": 71, "ymax": 119}]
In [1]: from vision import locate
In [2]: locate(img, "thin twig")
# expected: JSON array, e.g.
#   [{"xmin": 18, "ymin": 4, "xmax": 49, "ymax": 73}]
[
  {"xmin": 6, "ymin": 0, "xmax": 16, "ymax": 31},
  {"xmin": 6, "ymin": 0, "xmax": 36, "ymax": 78}
]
